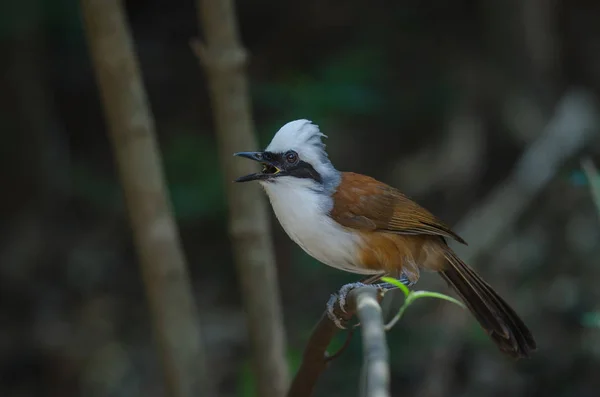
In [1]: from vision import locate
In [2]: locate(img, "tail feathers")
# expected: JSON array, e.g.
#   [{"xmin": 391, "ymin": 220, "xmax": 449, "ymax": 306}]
[{"xmin": 440, "ymin": 248, "xmax": 536, "ymax": 359}]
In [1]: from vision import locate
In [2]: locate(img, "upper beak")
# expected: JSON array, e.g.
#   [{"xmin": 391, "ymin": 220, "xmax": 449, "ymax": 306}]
[
  {"xmin": 233, "ymin": 151, "xmax": 280, "ymax": 182},
  {"xmin": 234, "ymin": 151, "xmax": 263, "ymax": 162}
]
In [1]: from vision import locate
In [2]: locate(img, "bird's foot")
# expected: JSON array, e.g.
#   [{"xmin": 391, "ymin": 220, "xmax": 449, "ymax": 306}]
[
  {"xmin": 326, "ymin": 282, "xmax": 365, "ymax": 329},
  {"xmin": 327, "ymin": 281, "xmax": 393, "ymax": 329},
  {"xmin": 326, "ymin": 293, "xmax": 346, "ymax": 329},
  {"xmin": 326, "ymin": 277, "xmax": 415, "ymax": 329}
]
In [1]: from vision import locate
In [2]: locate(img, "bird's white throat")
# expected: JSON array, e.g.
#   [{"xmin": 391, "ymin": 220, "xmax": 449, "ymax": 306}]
[{"xmin": 260, "ymin": 177, "xmax": 380, "ymax": 275}]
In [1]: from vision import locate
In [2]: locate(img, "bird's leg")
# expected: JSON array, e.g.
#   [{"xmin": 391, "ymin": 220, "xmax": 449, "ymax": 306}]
[
  {"xmin": 384, "ymin": 272, "xmax": 417, "ymax": 288},
  {"xmin": 366, "ymin": 274, "xmax": 415, "ymax": 293},
  {"xmin": 345, "ymin": 273, "xmax": 416, "ymax": 297},
  {"xmin": 360, "ymin": 273, "xmax": 385, "ymax": 284}
]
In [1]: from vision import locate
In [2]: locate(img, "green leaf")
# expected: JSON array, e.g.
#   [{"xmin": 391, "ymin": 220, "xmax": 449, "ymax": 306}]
[
  {"xmin": 406, "ymin": 291, "xmax": 466, "ymax": 309},
  {"xmin": 384, "ymin": 288, "xmax": 465, "ymax": 331},
  {"xmin": 380, "ymin": 276, "xmax": 410, "ymax": 298}
]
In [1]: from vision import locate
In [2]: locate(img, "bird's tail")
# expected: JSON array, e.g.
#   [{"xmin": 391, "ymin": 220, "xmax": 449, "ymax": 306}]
[{"xmin": 440, "ymin": 247, "xmax": 536, "ymax": 359}]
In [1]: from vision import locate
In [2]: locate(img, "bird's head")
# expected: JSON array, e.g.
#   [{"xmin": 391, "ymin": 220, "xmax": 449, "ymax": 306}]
[{"xmin": 234, "ymin": 119, "xmax": 339, "ymax": 189}]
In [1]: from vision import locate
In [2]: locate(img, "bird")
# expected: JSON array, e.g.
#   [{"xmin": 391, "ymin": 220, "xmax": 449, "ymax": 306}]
[{"xmin": 233, "ymin": 119, "xmax": 536, "ymax": 359}]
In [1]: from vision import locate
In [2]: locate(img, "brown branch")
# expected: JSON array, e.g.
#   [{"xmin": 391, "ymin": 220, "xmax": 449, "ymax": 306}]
[
  {"xmin": 79, "ymin": 1, "xmax": 215, "ymax": 396},
  {"xmin": 287, "ymin": 312, "xmax": 344, "ymax": 397},
  {"xmin": 288, "ymin": 286, "xmax": 387, "ymax": 397},
  {"xmin": 325, "ymin": 327, "xmax": 356, "ymax": 362},
  {"xmin": 192, "ymin": 0, "xmax": 289, "ymax": 396}
]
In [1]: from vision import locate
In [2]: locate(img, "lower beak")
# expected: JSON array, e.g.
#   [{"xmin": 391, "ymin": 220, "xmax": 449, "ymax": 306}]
[{"xmin": 233, "ymin": 151, "xmax": 281, "ymax": 182}]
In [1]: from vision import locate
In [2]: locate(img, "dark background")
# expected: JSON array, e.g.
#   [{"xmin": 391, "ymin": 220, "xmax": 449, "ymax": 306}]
[{"xmin": 2, "ymin": 0, "xmax": 600, "ymax": 396}]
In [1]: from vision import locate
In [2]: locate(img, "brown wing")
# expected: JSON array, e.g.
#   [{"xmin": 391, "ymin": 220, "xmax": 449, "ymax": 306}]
[{"xmin": 330, "ymin": 172, "xmax": 466, "ymax": 245}]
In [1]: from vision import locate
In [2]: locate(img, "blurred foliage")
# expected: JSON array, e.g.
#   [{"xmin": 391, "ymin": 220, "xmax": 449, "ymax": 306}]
[
  {"xmin": 581, "ymin": 158, "xmax": 600, "ymax": 219},
  {"xmin": 580, "ymin": 159, "xmax": 600, "ymax": 331},
  {"xmin": 582, "ymin": 312, "xmax": 600, "ymax": 329},
  {"xmin": 237, "ymin": 349, "xmax": 302, "ymax": 397},
  {"xmin": 72, "ymin": 161, "xmax": 123, "ymax": 212},
  {"xmin": 2, "ymin": 0, "xmax": 600, "ymax": 396},
  {"xmin": 252, "ymin": 47, "xmax": 386, "ymax": 130},
  {"xmin": 1, "ymin": 0, "xmax": 81, "ymax": 38},
  {"xmin": 163, "ymin": 133, "xmax": 226, "ymax": 221},
  {"xmin": 71, "ymin": 133, "xmax": 226, "ymax": 221}
]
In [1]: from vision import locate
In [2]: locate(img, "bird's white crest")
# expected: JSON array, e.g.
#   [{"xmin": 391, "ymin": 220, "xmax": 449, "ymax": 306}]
[
  {"xmin": 266, "ymin": 119, "xmax": 327, "ymax": 153},
  {"xmin": 264, "ymin": 119, "xmax": 338, "ymax": 185}
]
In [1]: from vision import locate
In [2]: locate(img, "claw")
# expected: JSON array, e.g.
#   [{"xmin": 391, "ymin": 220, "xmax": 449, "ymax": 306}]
[{"xmin": 326, "ymin": 294, "xmax": 346, "ymax": 329}]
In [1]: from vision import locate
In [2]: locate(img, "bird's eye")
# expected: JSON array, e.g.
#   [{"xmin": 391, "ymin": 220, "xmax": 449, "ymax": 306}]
[{"xmin": 285, "ymin": 151, "xmax": 298, "ymax": 164}]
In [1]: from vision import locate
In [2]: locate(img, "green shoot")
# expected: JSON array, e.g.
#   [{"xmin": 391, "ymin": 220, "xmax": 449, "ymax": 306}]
[{"xmin": 381, "ymin": 276, "xmax": 466, "ymax": 331}]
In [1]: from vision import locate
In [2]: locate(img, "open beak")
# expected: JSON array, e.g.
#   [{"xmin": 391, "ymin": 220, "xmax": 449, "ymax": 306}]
[{"xmin": 233, "ymin": 151, "xmax": 282, "ymax": 182}]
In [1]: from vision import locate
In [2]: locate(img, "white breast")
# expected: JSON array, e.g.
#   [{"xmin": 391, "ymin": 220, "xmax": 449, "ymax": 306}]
[{"xmin": 261, "ymin": 177, "xmax": 379, "ymax": 275}]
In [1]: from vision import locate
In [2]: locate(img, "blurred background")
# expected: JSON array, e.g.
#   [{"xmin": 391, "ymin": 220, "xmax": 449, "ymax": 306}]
[{"xmin": 2, "ymin": 0, "xmax": 600, "ymax": 396}]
